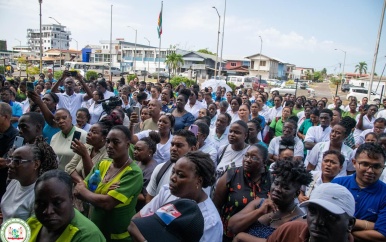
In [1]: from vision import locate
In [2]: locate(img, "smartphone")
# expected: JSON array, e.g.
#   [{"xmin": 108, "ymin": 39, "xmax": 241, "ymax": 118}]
[
  {"xmin": 13, "ymin": 136, "xmax": 24, "ymax": 149},
  {"xmin": 27, "ymin": 82, "xmax": 34, "ymax": 92},
  {"xmin": 133, "ymin": 107, "xmax": 140, "ymax": 117},
  {"xmin": 189, "ymin": 124, "xmax": 199, "ymax": 136},
  {"xmin": 71, "ymin": 131, "xmax": 82, "ymax": 148},
  {"xmin": 70, "ymin": 71, "xmax": 78, "ymax": 77}
]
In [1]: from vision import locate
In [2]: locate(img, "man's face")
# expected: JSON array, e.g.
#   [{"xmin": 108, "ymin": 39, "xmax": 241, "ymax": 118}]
[
  {"xmin": 146, "ymin": 83, "xmax": 151, "ymax": 91},
  {"xmin": 353, "ymin": 151, "xmax": 385, "ymax": 187},
  {"xmin": 161, "ymin": 89, "xmax": 170, "ymax": 102},
  {"xmin": 1, "ymin": 90, "xmax": 11, "ymax": 103},
  {"xmin": 170, "ymin": 135, "xmax": 193, "ymax": 163},
  {"xmin": 139, "ymin": 83, "xmax": 146, "ymax": 92},
  {"xmin": 147, "ymin": 100, "xmax": 160, "ymax": 117},
  {"xmin": 64, "ymin": 78, "xmax": 75, "ymax": 93},
  {"xmin": 307, "ymin": 204, "xmax": 354, "ymax": 242},
  {"xmin": 334, "ymin": 97, "xmax": 340, "ymax": 105},
  {"xmin": 208, "ymin": 87, "xmax": 213, "ymax": 93},
  {"xmin": 18, "ymin": 115, "xmax": 40, "ymax": 144},
  {"xmin": 362, "ymin": 98, "xmax": 368, "ymax": 105},
  {"xmin": 319, "ymin": 113, "xmax": 331, "ymax": 127},
  {"xmin": 336, "ymin": 100, "xmax": 342, "ymax": 107}
]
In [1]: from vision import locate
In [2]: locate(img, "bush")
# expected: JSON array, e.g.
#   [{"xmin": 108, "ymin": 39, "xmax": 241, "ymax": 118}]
[
  {"xmin": 86, "ymin": 71, "xmax": 98, "ymax": 81},
  {"xmin": 169, "ymin": 76, "xmax": 196, "ymax": 88},
  {"xmin": 0, "ymin": 66, "xmax": 4, "ymax": 74},
  {"xmin": 26, "ymin": 66, "xmax": 40, "ymax": 75},
  {"xmin": 127, "ymin": 74, "xmax": 137, "ymax": 82},
  {"xmin": 54, "ymin": 71, "xmax": 63, "ymax": 80},
  {"xmin": 227, "ymin": 82, "xmax": 236, "ymax": 91}
]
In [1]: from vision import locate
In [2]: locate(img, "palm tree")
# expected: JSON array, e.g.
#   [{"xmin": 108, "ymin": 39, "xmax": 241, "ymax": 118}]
[
  {"xmin": 355, "ymin": 61, "xmax": 368, "ymax": 76},
  {"xmin": 165, "ymin": 53, "xmax": 184, "ymax": 74}
]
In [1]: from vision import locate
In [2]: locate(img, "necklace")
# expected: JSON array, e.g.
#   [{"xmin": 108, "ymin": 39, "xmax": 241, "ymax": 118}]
[
  {"xmin": 268, "ymin": 204, "xmax": 297, "ymax": 225},
  {"xmin": 103, "ymin": 158, "xmax": 131, "ymax": 183}
]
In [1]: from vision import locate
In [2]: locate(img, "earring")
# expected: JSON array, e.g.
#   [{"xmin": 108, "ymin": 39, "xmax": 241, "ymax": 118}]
[{"xmin": 196, "ymin": 185, "xmax": 199, "ymax": 189}]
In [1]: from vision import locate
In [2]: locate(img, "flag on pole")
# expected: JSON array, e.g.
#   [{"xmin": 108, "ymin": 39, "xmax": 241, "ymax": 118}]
[{"xmin": 157, "ymin": 2, "xmax": 163, "ymax": 38}]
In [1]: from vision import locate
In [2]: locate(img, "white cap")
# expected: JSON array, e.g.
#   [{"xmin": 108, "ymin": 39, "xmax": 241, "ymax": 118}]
[{"xmin": 300, "ymin": 183, "xmax": 355, "ymax": 217}]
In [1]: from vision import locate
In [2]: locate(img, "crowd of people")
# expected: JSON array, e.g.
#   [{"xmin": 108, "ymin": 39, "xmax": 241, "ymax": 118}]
[{"xmin": 0, "ymin": 71, "xmax": 385, "ymax": 242}]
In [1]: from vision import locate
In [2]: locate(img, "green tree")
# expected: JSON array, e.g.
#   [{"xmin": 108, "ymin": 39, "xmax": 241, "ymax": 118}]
[
  {"xmin": 86, "ymin": 71, "xmax": 98, "ymax": 81},
  {"xmin": 54, "ymin": 71, "xmax": 63, "ymax": 80},
  {"xmin": 313, "ymin": 71, "xmax": 322, "ymax": 82},
  {"xmin": 305, "ymin": 70, "xmax": 313, "ymax": 80},
  {"xmin": 355, "ymin": 61, "xmax": 368, "ymax": 75},
  {"xmin": 169, "ymin": 76, "xmax": 195, "ymax": 88},
  {"xmin": 330, "ymin": 77, "xmax": 341, "ymax": 86},
  {"xmin": 165, "ymin": 53, "xmax": 184, "ymax": 74},
  {"xmin": 197, "ymin": 48, "xmax": 216, "ymax": 56},
  {"xmin": 26, "ymin": 66, "xmax": 40, "ymax": 75}
]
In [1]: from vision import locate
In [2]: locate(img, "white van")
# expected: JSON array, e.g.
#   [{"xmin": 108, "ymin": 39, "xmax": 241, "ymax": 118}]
[{"xmin": 227, "ymin": 76, "xmax": 253, "ymax": 88}]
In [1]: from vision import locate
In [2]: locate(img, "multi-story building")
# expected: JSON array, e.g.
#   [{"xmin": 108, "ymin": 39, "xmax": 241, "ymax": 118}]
[
  {"xmin": 27, "ymin": 24, "xmax": 71, "ymax": 53},
  {"xmin": 246, "ymin": 53, "xmax": 280, "ymax": 79}
]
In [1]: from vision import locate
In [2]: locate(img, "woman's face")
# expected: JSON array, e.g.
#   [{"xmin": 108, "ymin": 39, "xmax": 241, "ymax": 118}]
[
  {"xmin": 86, "ymin": 123, "xmax": 105, "ymax": 146},
  {"xmin": 282, "ymin": 122, "xmax": 296, "ymax": 137},
  {"xmin": 321, "ymin": 154, "xmax": 342, "ymax": 180},
  {"xmin": 105, "ymin": 129, "xmax": 129, "ymax": 160},
  {"xmin": 189, "ymin": 92, "xmax": 197, "ymax": 103},
  {"xmin": 208, "ymin": 104, "xmax": 217, "ymax": 117},
  {"xmin": 169, "ymin": 157, "xmax": 201, "ymax": 199},
  {"xmin": 228, "ymin": 123, "xmax": 247, "ymax": 145},
  {"xmin": 134, "ymin": 140, "xmax": 151, "ymax": 161},
  {"xmin": 34, "ymin": 178, "xmax": 74, "ymax": 233},
  {"xmin": 365, "ymin": 134, "xmax": 377, "ymax": 143},
  {"xmin": 230, "ymin": 99, "xmax": 240, "ymax": 112},
  {"xmin": 42, "ymin": 94, "xmax": 56, "ymax": 111},
  {"xmin": 255, "ymin": 97, "xmax": 264, "ymax": 106},
  {"xmin": 251, "ymin": 103, "xmax": 259, "ymax": 115},
  {"xmin": 274, "ymin": 97, "xmax": 281, "ymax": 107},
  {"xmin": 216, "ymin": 114, "xmax": 229, "ymax": 131},
  {"xmin": 133, "ymin": 92, "xmax": 138, "ymax": 101},
  {"xmin": 92, "ymin": 91, "xmax": 100, "ymax": 102},
  {"xmin": 332, "ymin": 110, "xmax": 341, "ymax": 125},
  {"xmin": 349, "ymin": 102, "xmax": 357, "ymax": 112},
  {"xmin": 176, "ymin": 95, "xmax": 187, "ymax": 109},
  {"xmin": 197, "ymin": 92, "xmax": 203, "ymax": 101},
  {"xmin": 304, "ymin": 107, "xmax": 312, "ymax": 119},
  {"xmin": 140, "ymin": 108, "xmax": 151, "ymax": 122},
  {"xmin": 310, "ymin": 114, "xmax": 319, "ymax": 124},
  {"xmin": 330, "ymin": 124, "xmax": 346, "ymax": 143},
  {"xmin": 226, "ymin": 92, "xmax": 232, "ymax": 101},
  {"xmin": 238, "ymin": 105, "xmax": 250, "ymax": 119},
  {"xmin": 7, "ymin": 146, "xmax": 37, "ymax": 181},
  {"xmin": 282, "ymin": 107, "xmax": 291, "ymax": 118},
  {"xmin": 157, "ymin": 115, "xmax": 172, "ymax": 132},
  {"xmin": 76, "ymin": 111, "xmax": 88, "ymax": 128},
  {"xmin": 270, "ymin": 177, "xmax": 300, "ymax": 206},
  {"xmin": 198, "ymin": 108, "xmax": 207, "ymax": 118},
  {"xmin": 35, "ymin": 85, "xmax": 43, "ymax": 94},
  {"xmin": 279, "ymin": 149, "xmax": 294, "ymax": 160},
  {"xmin": 54, "ymin": 110, "xmax": 72, "ymax": 131},
  {"xmin": 247, "ymin": 122, "xmax": 258, "ymax": 141},
  {"xmin": 367, "ymin": 106, "xmax": 377, "ymax": 117},
  {"xmin": 243, "ymin": 146, "xmax": 264, "ymax": 175},
  {"xmin": 44, "ymin": 82, "xmax": 52, "ymax": 90},
  {"xmin": 304, "ymin": 102, "xmax": 311, "ymax": 110}
]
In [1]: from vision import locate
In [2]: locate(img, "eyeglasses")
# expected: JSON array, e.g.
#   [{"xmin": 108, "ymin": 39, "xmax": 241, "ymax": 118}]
[
  {"xmin": 244, "ymin": 154, "xmax": 260, "ymax": 162},
  {"xmin": 279, "ymin": 145, "xmax": 295, "ymax": 150},
  {"xmin": 6, "ymin": 157, "xmax": 33, "ymax": 167},
  {"xmin": 357, "ymin": 162, "xmax": 385, "ymax": 171}
]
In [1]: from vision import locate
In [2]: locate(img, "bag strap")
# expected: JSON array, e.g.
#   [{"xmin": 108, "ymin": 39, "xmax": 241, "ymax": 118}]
[
  {"xmin": 156, "ymin": 160, "xmax": 172, "ymax": 187},
  {"xmin": 217, "ymin": 144, "xmax": 229, "ymax": 166}
]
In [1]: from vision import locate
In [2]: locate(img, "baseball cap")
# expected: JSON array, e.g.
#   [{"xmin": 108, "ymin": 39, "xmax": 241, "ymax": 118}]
[
  {"xmin": 300, "ymin": 183, "xmax": 355, "ymax": 217},
  {"xmin": 132, "ymin": 199, "xmax": 204, "ymax": 242}
]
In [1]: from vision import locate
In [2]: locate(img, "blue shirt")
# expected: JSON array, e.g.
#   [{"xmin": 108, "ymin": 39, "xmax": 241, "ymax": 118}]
[
  {"xmin": 43, "ymin": 122, "xmax": 60, "ymax": 144},
  {"xmin": 8, "ymin": 101, "xmax": 22, "ymax": 128},
  {"xmin": 332, "ymin": 174, "xmax": 386, "ymax": 237},
  {"xmin": 174, "ymin": 112, "xmax": 195, "ymax": 132}
]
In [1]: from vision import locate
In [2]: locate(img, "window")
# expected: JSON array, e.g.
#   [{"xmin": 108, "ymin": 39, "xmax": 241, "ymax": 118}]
[
  {"xmin": 230, "ymin": 62, "xmax": 237, "ymax": 67},
  {"xmin": 260, "ymin": 61, "xmax": 266, "ymax": 66}
]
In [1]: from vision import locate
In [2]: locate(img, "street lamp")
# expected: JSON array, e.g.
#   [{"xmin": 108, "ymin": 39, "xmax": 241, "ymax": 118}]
[
  {"xmin": 49, "ymin": 16, "xmax": 62, "ymax": 66},
  {"xmin": 144, "ymin": 37, "xmax": 150, "ymax": 72},
  {"xmin": 219, "ymin": 0, "xmax": 227, "ymax": 74},
  {"xmin": 39, "ymin": 0, "xmax": 43, "ymax": 73},
  {"xmin": 335, "ymin": 48, "xmax": 346, "ymax": 85},
  {"xmin": 128, "ymin": 26, "xmax": 137, "ymax": 72},
  {"xmin": 258, "ymin": 36, "xmax": 263, "ymax": 80},
  {"xmin": 72, "ymin": 38, "xmax": 78, "ymax": 51},
  {"xmin": 212, "ymin": 6, "xmax": 220, "ymax": 78}
]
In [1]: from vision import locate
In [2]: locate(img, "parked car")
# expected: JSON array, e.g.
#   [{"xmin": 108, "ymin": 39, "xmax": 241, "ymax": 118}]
[
  {"xmin": 227, "ymin": 76, "xmax": 254, "ymax": 89},
  {"xmin": 341, "ymin": 83, "xmax": 358, "ymax": 92},
  {"xmin": 266, "ymin": 79, "xmax": 279, "ymax": 86},
  {"xmin": 270, "ymin": 84, "xmax": 299, "ymax": 95},
  {"xmin": 110, "ymin": 67, "xmax": 122, "ymax": 76},
  {"xmin": 346, "ymin": 87, "xmax": 381, "ymax": 104},
  {"xmin": 300, "ymin": 82, "xmax": 309, "ymax": 89},
  {"xmin": 17, "ymin": 64, "xmax": 27, "ymax": 71},
  {"xmin": 251, "ymin": 78, "xmax": 268, "ymax": 91},
  {"xmin": 179, "ymin": 71, "xmax": 196, "ymax": 78},
  {"xmin": 151, "ymin": 72, "xmax": 171, "ymax": 79}
]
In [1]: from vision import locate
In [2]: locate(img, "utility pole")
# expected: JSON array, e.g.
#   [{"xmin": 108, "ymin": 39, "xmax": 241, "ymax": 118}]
[
  {"xmin": 39, "ymin": 0, "xmax": 43, "ymax": 74},
  {"xmin": 219, "ymin": 0, "xmax": 227, "ymax": 75},
  {"xmin": 144, "ymin": 37, "xmax": 150, "ymax": 73},
  {"xmin": 213, "ymin": 6, "xmax": 220, "ymax": 78}
]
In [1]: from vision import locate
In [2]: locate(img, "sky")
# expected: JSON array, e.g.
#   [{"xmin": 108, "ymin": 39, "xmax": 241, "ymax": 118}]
[{"xmin": 0, "ymin": 0, "xmax": 385, "ymax": 75}]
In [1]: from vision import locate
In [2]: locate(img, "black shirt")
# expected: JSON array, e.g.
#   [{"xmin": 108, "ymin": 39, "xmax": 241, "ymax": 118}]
[{"xmin": 0, "ymin": 125, "xmax": 18, "ymax": 200}]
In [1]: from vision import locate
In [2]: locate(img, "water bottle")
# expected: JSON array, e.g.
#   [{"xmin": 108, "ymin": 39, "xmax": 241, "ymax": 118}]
[{"xmin": 88, "ymin": 170, "xmax": 101, "ymax": 192}]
